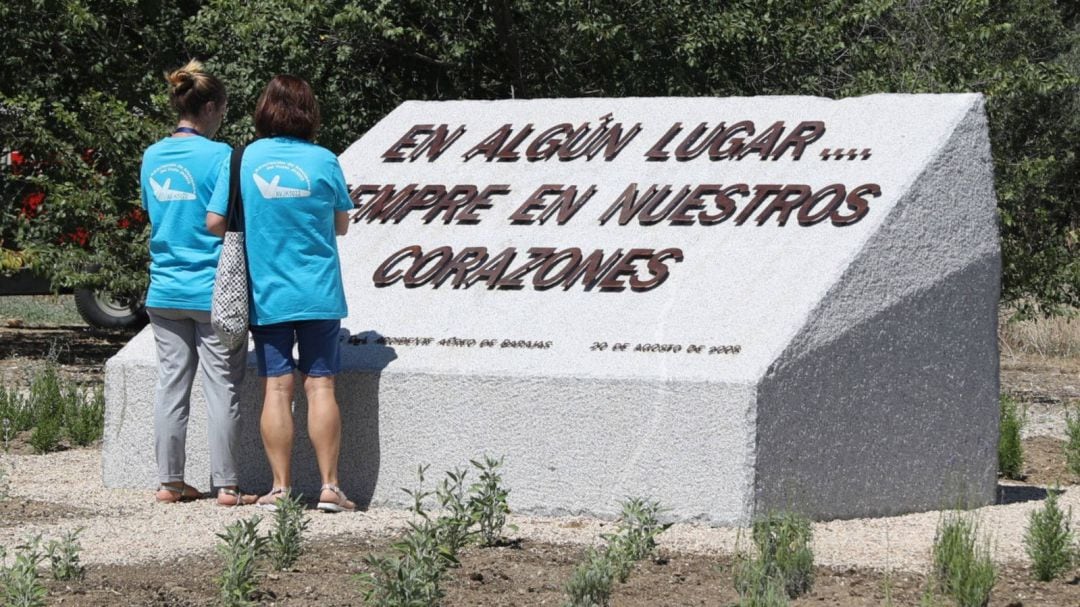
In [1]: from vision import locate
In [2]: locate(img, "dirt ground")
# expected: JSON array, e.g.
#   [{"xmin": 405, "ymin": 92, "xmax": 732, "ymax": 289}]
[
  {"xmin": 1, "ymin": 325, "xmax": 1078, "ymax": 606},
  {"xmin": 34, "ymin": 536, "xmax": 1080, "ymax": 607}
]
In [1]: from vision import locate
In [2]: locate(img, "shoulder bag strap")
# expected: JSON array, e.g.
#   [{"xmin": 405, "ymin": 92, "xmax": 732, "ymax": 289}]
[{"xmin": 226, "ymin": 145, "xmax": 246, "ymax": 233}]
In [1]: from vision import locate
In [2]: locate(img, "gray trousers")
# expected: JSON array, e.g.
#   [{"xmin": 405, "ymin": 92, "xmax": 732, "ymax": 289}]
[{"xmin": 147, "ymin": 307, "xmax": 246, "ymax": 487}]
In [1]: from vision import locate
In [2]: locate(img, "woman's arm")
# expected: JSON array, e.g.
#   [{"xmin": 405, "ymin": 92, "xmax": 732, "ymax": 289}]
[
  {"xmin": 335, "ymin": 210, "xmax": 350, "ymax": 236},
  {"xmin": 206, "ymin": 211, "xmax": 227, "ymax": 237}
]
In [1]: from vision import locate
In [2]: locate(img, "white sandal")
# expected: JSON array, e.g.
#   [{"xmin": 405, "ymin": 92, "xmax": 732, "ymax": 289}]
[{"xmin": 317, "ymin": 484, "xmax": 356, "ymax": 513}]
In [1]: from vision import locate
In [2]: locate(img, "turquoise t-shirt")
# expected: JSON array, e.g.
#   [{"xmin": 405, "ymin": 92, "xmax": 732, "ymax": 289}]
[
  {"xmin": 208, "ymin": 136, "xmax": 353, "ymax": 326},
  {"xmin": 140, "ymin": 135, "xmax": 231, "ymax": 310}
]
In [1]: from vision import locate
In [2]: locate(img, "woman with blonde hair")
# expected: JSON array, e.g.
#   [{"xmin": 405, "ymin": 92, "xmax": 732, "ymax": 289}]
[
  {"xmin": 141, "ymin": 60, "xmax": 254, "ymax": 506},
  {"xmin": 207, "ymin": 74, "xmax": 355, "ymax": 512}
]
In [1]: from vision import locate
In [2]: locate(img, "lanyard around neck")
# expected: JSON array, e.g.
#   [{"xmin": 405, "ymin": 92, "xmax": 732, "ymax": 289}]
[{"xmin": 173, "ymin": 126, "xmax": 201, "ymax": 136}]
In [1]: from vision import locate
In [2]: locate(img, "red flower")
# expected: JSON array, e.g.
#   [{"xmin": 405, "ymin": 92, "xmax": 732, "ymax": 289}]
[
  {"xmin": 20, "ymin": 191, "xmax": 44, "ymax": 218},
  {"xmin": 63, "ymin": 227, "xmax": 90, "ymax": 247}
]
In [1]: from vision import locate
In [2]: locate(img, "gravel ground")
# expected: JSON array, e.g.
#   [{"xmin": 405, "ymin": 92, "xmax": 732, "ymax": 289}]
[{"xmin": 1, "ymin": 448, "xmax": 1075, "ymax": 574}]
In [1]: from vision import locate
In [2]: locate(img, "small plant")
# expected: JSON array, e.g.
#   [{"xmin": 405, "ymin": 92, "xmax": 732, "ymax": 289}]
[
  {"xmin": 1023, "ymin": 488, "xmax": 1075, "ymax": 581},
  {"xmin": 931, "ymin": 510, "xmax": 996, "ymax": 607},
  {"xmin": 564, "ymin": 546, "xmax": 617, "ymax": 607},
  {"xmin": 361, "ymin": 465, "xmax": 468, "ymax": 606},
  {"xmin": 562, "ymin": 497, "xmax": 670, "ymax": 606},
  {"xmin": 998, "ymin": 394, "xmax": 1024, "ymax": 479},
  {"xmin": 733, "ymin": 547, "xmax": 789, "ymax": 607},
  {"xmin": 28, "ymin": 414, "xmax": 61, "ymax": 454},
  {"xmin": 267, "ymin": 492, "xmax": 309, "ymax": 571},
  {"xmin": 1, "ymin": 536, "xmax": 47, "ymax": 607},
  {"xmin": 468, "ymin": 455, "xmax": 514, "ymax": 547},
  {"xmin": 0, "ymin": 459, "xmax": 11, "ymax": 501},
  {"xmin": 757, "ymin": 512, "xmax": 814, "ymax": 598},
  {"xmin": 216, "ymin": 515, "xmax": 267, "ymax": 607},
  {"xmin": 733, "ymin": 512, "xmax": 814, "ymax": 604},
  {"xmin": 605, "ymin": 497, "xmax": 669, "ymax": 582},
  {"xmin": 434, "ymin": 466, "xmax": 475, "ymax": 556},
  {"xmin": 2, "ymin": 416, "xmax": 14, "ymax": 452},
  {"xmin": 1064, "ymin": 405, "xmax": 1080, "ymax": 479},
  {"xmin": 63, "ymin": 385, "xmax": 104, "ymax": 447},
  {"xmin": 27, "ymin": 361, "xmax": 65, "ymax": 430},
  {"xmin": 0, "ymin": 385, "xmax": 32, "ymax": 437},
  {"xmin": 361, "ymin": 518, "xmax": 455, "ymax": 607},
  {"xmin": 46, "ymin": 528, "xmax": 85, "ymax": 581}
]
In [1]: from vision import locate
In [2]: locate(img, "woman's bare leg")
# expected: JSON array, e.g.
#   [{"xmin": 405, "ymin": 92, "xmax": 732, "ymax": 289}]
[
  {"xmin": 260, "ymin": 373, "xmax": 296, "ymax": 489},
  {"xmin": 303, "ymin": 374, "xmax": 341, "ymax": 487}
]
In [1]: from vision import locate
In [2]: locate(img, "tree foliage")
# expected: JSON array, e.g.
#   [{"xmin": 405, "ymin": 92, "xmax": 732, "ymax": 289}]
[
  {"xmin": 3, "ymin": 0, "xmax": 1078, "ymax": 311},
  {"xmin": 0, "ymin": 0, "xmax": 200, "ymax": 298}
]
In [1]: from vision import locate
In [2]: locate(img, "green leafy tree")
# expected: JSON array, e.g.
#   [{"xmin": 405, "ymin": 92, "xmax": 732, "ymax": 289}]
[
  {"xmin": 2, "ymin": 0, "xmax": 1077, "ymax": 310},
  {"xmin": 0, "ymin": 0, "xmax": 198, "ymax": 298}
]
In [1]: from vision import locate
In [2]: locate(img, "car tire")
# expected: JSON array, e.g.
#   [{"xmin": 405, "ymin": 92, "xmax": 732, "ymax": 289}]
[{"xmin": 73, "ymin": 288, "xmax": 148, "ymax": 329}]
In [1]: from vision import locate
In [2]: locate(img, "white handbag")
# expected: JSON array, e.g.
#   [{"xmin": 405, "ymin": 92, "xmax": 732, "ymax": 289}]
[{"xmin": 210, "ymin": 146, "xmax": 249, "ymax": 349}]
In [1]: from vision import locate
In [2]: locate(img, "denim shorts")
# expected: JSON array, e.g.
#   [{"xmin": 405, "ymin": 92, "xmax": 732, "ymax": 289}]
[{"xmin": 250, "ymin": 319, "xmax": 342, "ymax": 378}]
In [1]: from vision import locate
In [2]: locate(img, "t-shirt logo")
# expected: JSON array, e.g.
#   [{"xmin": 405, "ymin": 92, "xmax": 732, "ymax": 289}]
[
  {"xmin": 149, "ymin": 164, "xmax": 197, "ymax": 201},
  {"xmin": 253, "ymin": 162, "xmax": 312, "ymax": 199}
]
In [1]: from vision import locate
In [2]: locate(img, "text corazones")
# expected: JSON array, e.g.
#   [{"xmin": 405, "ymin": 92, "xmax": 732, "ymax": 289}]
[{"xmin": 352, "ymin": 116, "xmax": 881, "ymax": 292}]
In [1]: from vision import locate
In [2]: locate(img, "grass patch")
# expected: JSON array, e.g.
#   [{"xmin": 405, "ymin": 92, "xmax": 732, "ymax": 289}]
[
  {"xmin": 999, "ymin": 307, "xmax": 1080, "ymax": 359},
  {"xmin": 0, "ymin": 295, "xmax": 83, "ymax": 327}
]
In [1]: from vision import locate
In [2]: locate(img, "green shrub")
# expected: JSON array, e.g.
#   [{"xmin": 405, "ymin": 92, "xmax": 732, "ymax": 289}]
[
  {"xmin": 1024, "ymin": 488, "xmax": 1075, "ymax": 581},
  {"xmin": 216, "ymin": 515, "xmax": 266, "ymax": 607},
  {"xmin": 605, "ymin": 497, "xmax": 668, "ymax": 583},
  {"xmin": 932, "ymin": 511, "xmax": 996, "ymax": 607},
  {"xmin": 468, "ymin": 455, "xmax": 513, "ymax": 547},
  {"xmin": 562, "ymin": 497, "xmax": 670, "ymax": 606},
  {"xmin": 27, "ymin": 362, "xmax": 65, "ymax": 429},
  {"xmin": 434, "ymin": 466, "xmax": 475, "ymax": 556},
  {"xmin": 63, "ymin": 385, "xmax": 104, "ymax": 447},
  {"xmin": 0, "ymin": 384, "xmax": 32, "ymax": 437},
  {"xmin": 361, "ymin": 518, "xmax": 455, "ymax": 607},
  {"xmin": 1, "ymin": 536, "xmax": 47, "ymax": 607},
  {"xmin": 267, "ymin": 492, "xmax": 309, "ymax": 571},
  {"xmin": 1064, "ymin": 405, "xmax": 1080, "ymax": 479},
  {"xmin": 28, "ymin": 414, "xmax": 61, "ymax": 454},
  {"xmin": 998, "ymin": 395, "xmax": 1024, "ymax": 479},
  {"xmin": 564, "ymin": 546, "xmax": 617, "ymax": 607},
  {"xmin": 360, "ymin": 465, "xmax": 472, "ymax": 606},
  {"xmin": 738, "ymin": 507, "xmax": 812, "ymax": 596},
  {"xmin": 46, "ymin": 528, "xmax": 85, "ymax": 581},
  {"xmin": 733, "ymin": 548, "xmax": 790, "ymax": 607}
]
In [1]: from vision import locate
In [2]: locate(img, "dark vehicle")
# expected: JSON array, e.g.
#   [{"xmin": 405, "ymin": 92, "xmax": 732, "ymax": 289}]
[{"xmin": 2, "ymin": 150, "xmax": 147, "ymax": 329}]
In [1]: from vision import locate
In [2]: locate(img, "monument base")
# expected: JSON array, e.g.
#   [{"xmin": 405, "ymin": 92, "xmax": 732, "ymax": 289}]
[{"xmin": 104, "ymin": 332, "xmax": 758, "ymax": 522}]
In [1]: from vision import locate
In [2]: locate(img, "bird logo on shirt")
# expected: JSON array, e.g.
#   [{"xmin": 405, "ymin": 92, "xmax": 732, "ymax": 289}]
[
  {"xmin": 252, "ymin": 162, "xmax": 312, "ymax": 198},
  {"xmin": 149, "ymin": 164, "xmax": 197, "ymax": 202}
]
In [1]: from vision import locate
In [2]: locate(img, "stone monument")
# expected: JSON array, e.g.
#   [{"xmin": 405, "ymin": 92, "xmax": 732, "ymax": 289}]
[{"xmin": 104, "ymin": 94, "xmax": 999, "ymax": 522}]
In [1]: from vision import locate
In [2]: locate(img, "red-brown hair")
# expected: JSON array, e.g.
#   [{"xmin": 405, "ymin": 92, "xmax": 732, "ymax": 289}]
[{"xmin": 253, "ymin": 75, "xmax": 320, "ymax": 141}]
